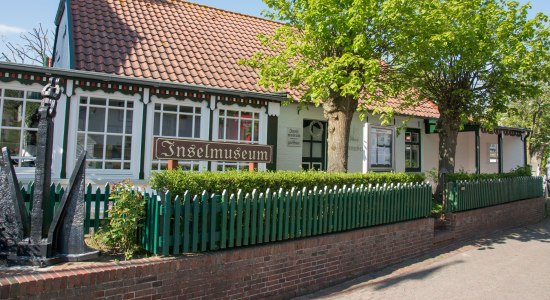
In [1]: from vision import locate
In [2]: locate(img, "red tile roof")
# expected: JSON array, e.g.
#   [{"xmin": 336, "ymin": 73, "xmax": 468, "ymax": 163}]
[{"xmin": 68, "ymin": 0, "xmax": 440, "ymax": 118}]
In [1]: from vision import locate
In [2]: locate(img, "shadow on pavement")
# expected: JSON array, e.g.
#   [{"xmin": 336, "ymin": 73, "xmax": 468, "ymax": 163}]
[
  {"xmin": 295, "ymin": 218, "xmax": 550, "ymax": 299},
  {"xmin": 371, "ymin": 260, "xmax": 464, "ymax": 291},
  {"xmin": 474, "ymin": 220, "xmax": 550, "ymax": 251}
]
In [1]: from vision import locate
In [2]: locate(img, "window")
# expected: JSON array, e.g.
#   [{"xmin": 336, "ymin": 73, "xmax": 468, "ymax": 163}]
[
  {"xmin": 405, "ymin": 128, "xmax": 421, "ymax": 172},
  {"xmin": 216, "ymin": 109, "xmax": 260, "ymax": 171},
  {"xmin": 368, "ymin": 126, "xmax": 393, "ymax": 170},
  {"xmin": 76, "ymin": 96, "xmax": 134, "ymax": 170},
  {"xmin": 0, "ymin": 88, "xmax": 42, "ymax": 168},
  {"xmin": 152, "ymin": 102, "xmax": 202, "ymax": 171}
]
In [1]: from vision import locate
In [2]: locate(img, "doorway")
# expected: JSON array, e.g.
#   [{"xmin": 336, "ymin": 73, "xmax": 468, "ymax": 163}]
[{"xmin": 301, "ymin": 120, "xmax": 327, "ymax": 170}]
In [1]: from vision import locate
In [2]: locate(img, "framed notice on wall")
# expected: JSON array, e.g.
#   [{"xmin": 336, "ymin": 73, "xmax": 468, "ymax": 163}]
[
  {"xmin": 368, "ymin": 126, "xmax": 394, "ymax": 170},
  {"xmin": 287, "ymin": 127, "xmax": 302, "ymax": 147},
  {"xmin": 489, "ymin": 143, "xmax": 498, "ymax": 163}
]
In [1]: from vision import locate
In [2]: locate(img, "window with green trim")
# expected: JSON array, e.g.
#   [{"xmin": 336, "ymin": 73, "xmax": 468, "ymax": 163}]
[{"xmin": 405, "ymin": 128, "xmax": 421, "ymax": 172}]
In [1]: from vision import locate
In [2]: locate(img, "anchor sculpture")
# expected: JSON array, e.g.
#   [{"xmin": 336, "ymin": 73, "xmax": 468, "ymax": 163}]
[{"xmin": 0, "ymin": 77, "xmax": 98, "ymax": 265}]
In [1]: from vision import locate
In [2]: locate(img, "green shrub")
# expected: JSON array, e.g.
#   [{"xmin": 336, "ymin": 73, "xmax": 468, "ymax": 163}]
[
  {"xmin": 149, "ymin": 169, "xmax": 425, "ymax": 197},
  {"xmin": 92, "ymin": 180, "xmax": 145, "ymax": 260},
  {"xmin": 446, "ymin": 165, "xmax": 533, "ymax": 182}
]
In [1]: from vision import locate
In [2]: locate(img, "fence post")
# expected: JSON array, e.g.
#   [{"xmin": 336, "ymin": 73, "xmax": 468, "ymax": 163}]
[{"xmin": 160, "ymin": 191, "xmax": 171, "ymax": 256}]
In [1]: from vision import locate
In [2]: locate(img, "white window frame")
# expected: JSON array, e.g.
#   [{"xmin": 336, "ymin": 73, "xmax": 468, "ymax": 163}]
[
  {"xmin": 212, "ymin": 102, "xmax": 268, "ymax": 171},
  {"xmin": 67, "ymin": 88, "xmax": 143, "ymax": 180},
  {"xmin": 144, "ymin": 96, "xmax": 210, "ymax": 175},
  {"xmin": 364, "ymin": 123, "xmax": 395, "ymax": 172},
  {"xmin": 0, "ymin": 81, "xmax": 68, "ymax": 179}
]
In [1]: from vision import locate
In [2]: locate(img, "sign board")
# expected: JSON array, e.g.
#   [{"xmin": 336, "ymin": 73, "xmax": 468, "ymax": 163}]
[
  {"xmin": 287, "ymin": 127, "xmax": 302, "ymax": 147},
  {"xmin": 153, "ymin": 137, "xmax": 273, "ymax": 163}
]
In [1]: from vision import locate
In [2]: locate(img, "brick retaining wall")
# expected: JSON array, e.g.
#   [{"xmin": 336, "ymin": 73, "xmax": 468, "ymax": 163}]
[
  {"xmin": 0, "ymin": 218, "xmax": 434, "ymax": 300},
  {"xmin": 447, "ymin": 197, "xmax": 545, "ymax": 242},
  {"xmin": 0, "ymin": 197, "xmax": 544, "ymax": 300}
]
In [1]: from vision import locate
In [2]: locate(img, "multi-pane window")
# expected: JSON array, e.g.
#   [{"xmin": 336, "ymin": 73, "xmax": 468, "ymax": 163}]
[
  {"xmin": 0, "ymin": 88, "xmax": 41, "ymax": 167},
  {"xmin": 368, "ymin": 126, "xmax": 393, "ymax": 170},
  {"xmin": 216, "ymin": 109, "xmax": 260, "ymax": 171},
  {"xmin": 76, "ymin": 96, "xmax": 134, "ymax": 170},
  {"xmin": 405, "ymin": 128, "xmax": 421, "ymax": 172},
  {"xmin": 152, "ymin": 103, "xmax": 202, "ymax": 171}
]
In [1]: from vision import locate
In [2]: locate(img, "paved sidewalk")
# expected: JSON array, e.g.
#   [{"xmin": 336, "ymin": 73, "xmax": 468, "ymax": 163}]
[{"xmin": 296, "ymin": 218, "xmax": 550, "ymax": 300}]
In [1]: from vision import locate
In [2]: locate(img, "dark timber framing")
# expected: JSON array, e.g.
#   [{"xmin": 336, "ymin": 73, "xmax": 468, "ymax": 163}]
[{"xmin": 498, "ymin": 133, "xmax": 504, "ymax": 174}]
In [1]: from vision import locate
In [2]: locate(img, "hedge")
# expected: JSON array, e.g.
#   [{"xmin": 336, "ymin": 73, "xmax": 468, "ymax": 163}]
[
  {"xmin": 446, "ymin": 165, "xmax": 532, "ymax": 182},
  {"xmin": 149, "ymin": 170, "xmax": 426, "ymax": 197}
]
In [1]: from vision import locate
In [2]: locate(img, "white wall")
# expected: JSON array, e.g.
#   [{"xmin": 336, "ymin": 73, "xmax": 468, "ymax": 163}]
[
  {"xmin": 277, "ymin": 103, "xmax": 325, "ymax": 171},
  {"xmin": 348, "ymin": 114, "xmax": 364, "ymax": 172},
  {"xmin": 276, "ymin": 104, "xmax": 428, "ymax": 173},
  {"xmin": 503, "ymin": 134, "xmax": 524, "ymax": 172},
  {"xmin": 53, "ymin": 5, "xmax": 71, "ymax": 69},
  {"xmin": 455, "ymin": 132, "xmax": 475, "ymax": 173},
  {"xmin": 423, "ymin": 133, "xmax": 439, "ymax": 173}
]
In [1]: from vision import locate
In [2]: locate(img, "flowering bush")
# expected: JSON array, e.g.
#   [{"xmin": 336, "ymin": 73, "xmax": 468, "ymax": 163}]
[{"xmin": 92, "ymin": 180, "xmax": 145, "ymax": 260}]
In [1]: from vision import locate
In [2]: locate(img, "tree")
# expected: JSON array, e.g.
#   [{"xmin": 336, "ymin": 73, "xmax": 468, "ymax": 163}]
[
  {"xmin": 501, "ymin": 84, "xmax": 550, "ymax": 175},
  {"xmin": 383, "ymin": 0, "xmax": 550, "ymax": 200},
  {"xmin": 244, "ymin": 0, "xmax": 408, "ymax": 172},
  {"xmin": 1, "ymin": 23, "xmax": 53, "ymax": 65}
]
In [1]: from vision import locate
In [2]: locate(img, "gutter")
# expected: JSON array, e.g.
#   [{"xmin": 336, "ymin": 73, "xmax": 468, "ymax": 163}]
[
  {"xmin": 521, "ymin": 130, "xmax": 531, "ymax": 167},
  {"xmin": 0, "ymin": 62, "xmax": 289, "ymax": 102}
]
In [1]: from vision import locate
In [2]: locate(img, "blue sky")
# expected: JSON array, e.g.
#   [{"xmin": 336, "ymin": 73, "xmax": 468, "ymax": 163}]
[{"xmin": 0, "ymin": 0, "xmax": 548, "ymax": 59}]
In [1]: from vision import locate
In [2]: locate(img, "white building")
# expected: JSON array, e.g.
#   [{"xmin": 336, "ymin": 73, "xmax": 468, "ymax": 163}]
[{"xmin": 0, "ymin": 0, "xmax": 529, "ymax": 182}]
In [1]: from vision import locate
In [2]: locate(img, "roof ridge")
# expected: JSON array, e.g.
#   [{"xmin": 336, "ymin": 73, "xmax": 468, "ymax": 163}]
[{"xmin": 172, "ymin": 0, "xmax": 285, "ymax": 26}]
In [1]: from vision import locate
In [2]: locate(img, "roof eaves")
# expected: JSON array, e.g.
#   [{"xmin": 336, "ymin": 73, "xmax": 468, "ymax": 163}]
[{"xmin": 0, "ymin": 62, "xmax": 288, "ymax": 102}]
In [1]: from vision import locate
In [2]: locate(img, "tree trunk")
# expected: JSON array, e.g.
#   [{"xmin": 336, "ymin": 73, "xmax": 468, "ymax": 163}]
[
  {"xmin": 435, "ymin": 107, "xmax": 460, "ymax": 204},
  {"xmin": 530, "ymin": 152, "xmax": 541, "ymax": 176},
  {"xmin": 323, "ymin": 94, "xmax": 358, "ymax": 172}
]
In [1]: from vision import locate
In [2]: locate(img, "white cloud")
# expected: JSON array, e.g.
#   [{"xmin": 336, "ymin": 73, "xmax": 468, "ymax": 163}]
[{"xmin": 0, "ymin": 24, "xmax": 26, "ymax": 34}]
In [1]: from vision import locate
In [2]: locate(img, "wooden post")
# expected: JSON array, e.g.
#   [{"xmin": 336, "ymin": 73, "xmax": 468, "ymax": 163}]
[
  {"xmin": 168, "ymin": 160, "xmax": 179, "ymax": 170},
  {"xmin": 249, "ymin": 162, "xmax": 255, "ymax": 172}
]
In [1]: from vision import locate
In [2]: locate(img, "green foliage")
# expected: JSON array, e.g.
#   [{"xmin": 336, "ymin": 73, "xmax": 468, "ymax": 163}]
[
  {"xmin": 501, "ymin": 84, "xmax": 550, "ymax": 173},
  {"xmin": 431, "ymin": 202, "xmax": 444, "ymax": 215},
  {"xmin": 149, "ymin": 170, "xmax": 425, "ymax": 197},
  {"xmin": 245, "ymin": 0, "xmax": 406, "ymax": 108},
  {"xmin": 92, "ymin": 180, "xmax": 145, "ymax": 260},
  {"xmin": 446, "ymin": 165, "xmax": 533, "ymax": 182},
  {"xmin": 383, "ymin": 0, "xmax": 549, "ymax": 198},
  {"xmin": 243, "ymin": 0, "xmax": 413, "ymax": 171},
  {"xmin": 387, "ymin": 0, "xmax": 550, "ymax": 121}
]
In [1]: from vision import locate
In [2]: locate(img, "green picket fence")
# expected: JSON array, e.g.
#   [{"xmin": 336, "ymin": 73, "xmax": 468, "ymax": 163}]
[
  {"xmin": 21, "ymin": 183, "xmax": 115, "ymax": 234},
  {"xmin": 20, "ymin": 181, "xmax": 433, "ymax": 256},
  {"xmin": 446, "ymin": 176, "xmax": 544, "ymax": 213},
  {"xmin": 144, "ymin": 182, "xmax": 433, "ymax": 256}
]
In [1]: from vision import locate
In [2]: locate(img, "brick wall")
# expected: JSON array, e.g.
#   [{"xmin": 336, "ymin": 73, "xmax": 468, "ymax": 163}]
[
  {"xmin": 447, "ymin": 197, "xmax": 545, "ymax": 242},
  {"xmin": 0, "ymin": 218, "xmax": 433, "ymax": 300},
  {"xmin": 1, "ymin": 197, "xmax": 544, "ymax": 300}
]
